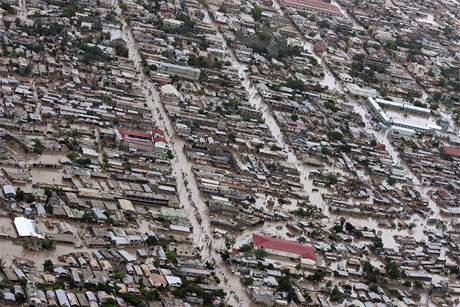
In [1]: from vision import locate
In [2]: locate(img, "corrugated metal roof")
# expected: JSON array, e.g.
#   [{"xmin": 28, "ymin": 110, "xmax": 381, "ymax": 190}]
[
  {"xmin": 2, "ymin": 185, "xmax": 15, "ymax": 196},
  {"xmin": 55, "ymin": 289, "xmax": 70, "ymax": 307},
  {"xmin": 253, "ymin": 233, "xmax": 316, "ymax": 260},
  {"xmin": 14, "ymin": 217, "xmax": 43, "ymax": 239}
]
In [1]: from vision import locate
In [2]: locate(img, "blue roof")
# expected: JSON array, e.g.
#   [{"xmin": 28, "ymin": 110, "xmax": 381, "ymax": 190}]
[{"xmin": 2, "ymin": 185, "xmax": 15, "ymax": 195}]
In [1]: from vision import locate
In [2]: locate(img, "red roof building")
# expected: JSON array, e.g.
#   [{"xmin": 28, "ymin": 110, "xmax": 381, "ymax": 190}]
[
  {"xmin": 115, "ymin": 128, "xmax": 156, "ymax": 151},
  {"xmin": 443, "ymin": 146, "xmax": 460, "ymax": 158},
  {"xmin": 153, "ymin": 128, "xmax": 165, "ymax": 137},
  {"xmin": 115, "ymin": 128, "xmax": 167, "ymax": 142},
  {"xmin": 117, "ymin": 128, "xmax": 152, "ymax": 142},
  {"xmin": 252, "ymin": 234, "xmax": 316, "ymax": 260},
  {"xmin": 375, "ymin": 143, "xmax": 386, "ymax": 151},
  {"xmin": 154, "ymin": 136, "xmax": 168, "ymax": 144}
]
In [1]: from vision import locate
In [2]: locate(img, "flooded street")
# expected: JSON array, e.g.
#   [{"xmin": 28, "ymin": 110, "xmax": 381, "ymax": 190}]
[
  {"xmin": 349, "ymin": 100, "xmax": 450, "ymax": 244},
  {"xmin": 440, "ymin": 105, "xmax": 459, "ymax": 135},
  {"xmin": 0, "ymin": 240, "xmax": 98, "ymax": 268},
  {"xmin": 416, "ymin": 13, "xmax": 439, "ymax": 26},
  {"xmin": 113, "ymin": 1, "xmax": 453, "ymax": 305},
  {"xmin": 115, "ymin": 5, "xmax": 253, "ymax": 306},
  {"xmin": 272, "ymin": 0, "xmax": 341, "ymax": 92},
  {"xmin": 273, "ymin": 0, "xmax": 449, "ymax": 252},
  {"xmin": 16, "ymin": 0, "xmax": 33, "ymax": 25},
  {"xmin": 351, "ymin": 100, "xmax": 446, "ymax": 221},
  {"xmin": 204, "ymin": 9, "xmax": 328, "ymax": 215},
  {"xmin": 334, "ymin": 0, "xmax": 430, "ymax": 101},
  {"xmin": 0, "ymin": 0, "xmax": 454, "ymax": 305}
]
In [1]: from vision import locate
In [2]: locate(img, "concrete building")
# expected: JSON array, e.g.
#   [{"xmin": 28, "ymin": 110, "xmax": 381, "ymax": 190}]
[
  {"xmin": 14, "ymin": 217, "xmax": 43, "ymax": 250},
  {"xmin": 158, "ymin": 62, "xmax": 201, "ymax": 80},
  {"xmin": 279, "ymin": 0, "xmax": 342, "ymax": 16},
  {"xmin": 252, "ymin": 233, "xmax": 316, "ymax": 260}
]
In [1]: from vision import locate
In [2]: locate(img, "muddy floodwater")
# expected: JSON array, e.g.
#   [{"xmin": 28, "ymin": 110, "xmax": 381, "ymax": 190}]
[
  {"xmin": 0, "ymin": 240, "xmax": 98, "ymax": 268},
  {"xmin": 117, "ymin": 6, "xmax": 256, "ymax": 304}
]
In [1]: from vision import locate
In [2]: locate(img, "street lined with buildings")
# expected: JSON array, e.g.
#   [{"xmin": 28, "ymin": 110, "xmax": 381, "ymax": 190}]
[{"xmin": 0, "ymin": 0, "xmax": 458, "ymax": 305}]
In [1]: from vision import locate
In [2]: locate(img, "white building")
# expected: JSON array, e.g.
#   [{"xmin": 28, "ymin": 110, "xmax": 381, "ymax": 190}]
[
  {"xmin": 346, "ymin": 83, "xmax": 378, "ymax": 98},
  {"xmin": 158, "ymin": 62, "xmax": 201, "ymax": 80}
]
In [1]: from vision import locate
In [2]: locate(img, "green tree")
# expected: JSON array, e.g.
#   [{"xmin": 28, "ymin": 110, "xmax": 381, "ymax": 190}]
[
  {"xmin": 45, "ymin": 203, "xmax": 53, "ymax": 214},
  {"xmin": 330, "ymin": 286, "xmax": 345, "ymax": 303},
  {"xmin": 362, "ymin": 261, "xmax": 377, "ymax": 282},
  {"xmin": 101, "ymin": 298, "xmax": 118, "ymax": 307},
  {"xmin": 42, "ymin": 237, "xmax": 54, "ymax": 250},
  {"xmin": 254, "ymin": 248, "xmax": 267, "ymax": 260},
  {"xmin": 113, "ymin": 271, "xmax": 126, "ymax": 280},
  {"xmin": 119, "ymin": 1, "xmax": 128, "ymax": 10},
  {"xmin": 307, "ymin": 269, "xmax": 326, "ymax": 282},
  {"xmin": 240, "ymin": 243, "xmax": 253, "ymax": 252},
  {"xmin": 387, "ymin": 176, "xmax": 396, "ymax": 185},
  {"xmin": 82, "ymin": 212, "xmax": 94, "ymax": 223},
  {"xmin": 143, "ymin": 65, "xmax": 151, "ymax": 75},
  {"xmin": 62, "ymin": 5, "xmax": 77, "ymax": 17},
  {"xmin": 67, "ymin": 151, "xmax": 80, "ymax": 161},
  {"xmin": 0, "ymin": 3, "xmax": 14, "ymax": 14},
  {"xmin": 373, "ymin": 237, "xmax": 383, "ymax": 249},
  {"xmin": 310, "ymin": 57, "xmax": 319, "ymax": 66},
  {"xmin": 252, "ymin": 6, "xmax": 263, "ymax": 21},
  {"xmin": 385, "ymin": 41, "xmax": 397, "ymax": 50},
  {"xmin": 285, "ymin": 78, "xmax": 306, "ymax": 91},
  {"xmin": 115, "ymin": 45, "xmax": 129, "ymax": 57},
  {"xmin": 243, "ymin": 277, "xmax": 254, "ymax": 286},
  {"xmin": 326, "ymin": 173, "xmax": 338, "ymax": 185},
  {"xmin": 141, "ymin": 289, "xmax": 160, "ymax": 301},
  {"xmin": 386, "ymin": 258, "xmax": 401, "ymax": 279},
  {"xmin": 24, "ymin": 193, "xmax": 35, "ymax": 203},
  {"xmin": 369, "ymin": 283, "xmax": 378, "ymax": 292},
  {"xmin": 44, "ymin": 259, "xmax": 54, "ymax": 272},
  {"xmin": 327, "ymin": 131, "xmax": 343, "ymax": 141},
  {"xmin": 15, "ymin": 292, "xmax": 26, "ymax": 304},
  {"xmin": 145, "ymin": 235, "xmax": 158, "ymax": 246},
  {"xmin": 166, "ymin": 250, "xmax": 177, "ymax": 262},
  {"xmin": 439, "ymin": 77, "xmax": 448, "ymax": 87},
  {"xmin": 15, "ymin": 188, "xmax": 25, "ymax": 202},
  {"xmin": 120, "ymin": 293, "xmax": 143, "ymax": 306},
  {"xmin": 277, "ymin": 276, "xmax": 296, "ymax": 302},
  {"xmin": 277, "ymin": 276, "xmax": 291, "ymax": 292}
]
